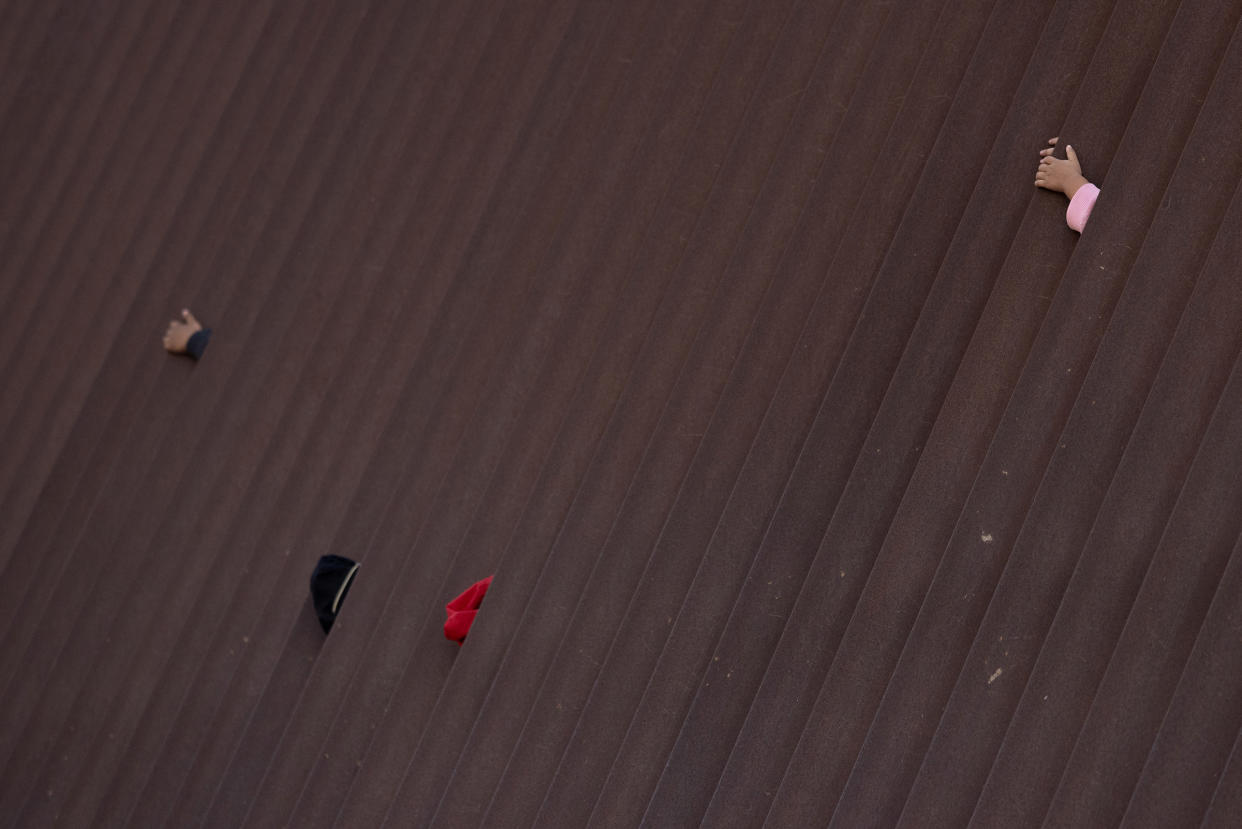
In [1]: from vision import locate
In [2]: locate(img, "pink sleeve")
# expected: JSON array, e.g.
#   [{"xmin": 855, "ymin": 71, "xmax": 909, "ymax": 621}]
[{"xmin": 1066, "ymin": 183, "xmax": 1099, "ymax": 233}]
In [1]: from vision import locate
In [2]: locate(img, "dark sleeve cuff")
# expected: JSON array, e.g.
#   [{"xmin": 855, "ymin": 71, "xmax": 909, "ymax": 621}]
[{"xmin": 185, "ymin": 328, "xmax": 212, "ymax": 360}]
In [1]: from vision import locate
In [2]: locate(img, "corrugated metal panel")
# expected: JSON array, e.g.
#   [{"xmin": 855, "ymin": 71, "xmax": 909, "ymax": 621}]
[{"xmin": 2, "ymin": 0, "xmax": 1240, "ymax": 825}]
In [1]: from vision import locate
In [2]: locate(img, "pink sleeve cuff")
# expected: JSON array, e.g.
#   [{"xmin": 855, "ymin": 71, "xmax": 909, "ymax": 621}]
[{"xmin": 1066, "ymin": 182, "xmax": 1099, "ymax": 233}]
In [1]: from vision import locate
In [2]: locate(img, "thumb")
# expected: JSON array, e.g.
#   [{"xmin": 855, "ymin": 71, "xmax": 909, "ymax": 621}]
[
  {"xmin": 1065, "ymin": 144, "xmax": 1079, "ymax": 167},
  {"xmin": 182, "ymin": 309, "xmax": 200, "ymax": 327}
]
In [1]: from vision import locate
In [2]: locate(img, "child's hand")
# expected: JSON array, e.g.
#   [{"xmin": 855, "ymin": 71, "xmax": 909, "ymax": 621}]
[
  {"xmin": 1035, "ymin": 136, "xmax": 1088, "ymax": 199},
  {"xmin": 163, "ymin": 309, "xmax": 203, "ymax": 354}
]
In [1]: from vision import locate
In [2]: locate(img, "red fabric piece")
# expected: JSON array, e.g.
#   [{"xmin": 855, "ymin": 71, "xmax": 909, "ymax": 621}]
[{"xmin": 444, "ymin": 575, "xmax": 493, "ymax": 644}]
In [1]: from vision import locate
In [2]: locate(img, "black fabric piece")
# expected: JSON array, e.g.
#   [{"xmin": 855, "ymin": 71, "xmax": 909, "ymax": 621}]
[
  {"xmin": 185, "ymin": 328, "xmax": 212, "ymax": 360},
  {"xmin": 310, "ymin": 554, "xmax": 359, "ymax": 633}
]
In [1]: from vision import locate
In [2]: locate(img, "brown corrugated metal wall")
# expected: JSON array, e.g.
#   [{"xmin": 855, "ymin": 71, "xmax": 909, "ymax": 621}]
[{"xmin": 2, "ymin": 0, "xmax": 1242, "ymax": 825}]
